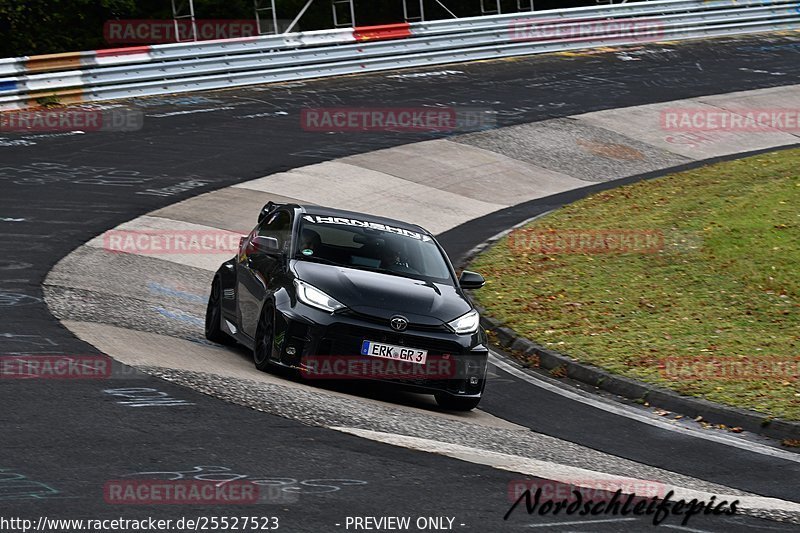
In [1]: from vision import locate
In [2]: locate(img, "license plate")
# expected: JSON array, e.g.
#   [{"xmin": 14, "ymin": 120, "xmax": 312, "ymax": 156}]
[{"xmin": 361, "ymin": 340, "xmax": 428, "ymax": 365}]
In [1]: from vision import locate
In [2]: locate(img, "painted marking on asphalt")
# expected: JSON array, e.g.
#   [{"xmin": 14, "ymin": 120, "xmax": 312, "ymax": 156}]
[
  {"xmin": 132, "ymin": 96, "xmax": 225, "ymax": 108},
  {"xmin": 387, "ymin": 70, "xmax": 464, "ymax": 79},
  {"xmin": 527, "ymin": 518, "xmax": 639, "ymax": 528},
  {"xmin": 488, "ymin": 353, "xmax": 800, "ymax": 464},
  {"xmin": 146, "ymin": 282, "xmax": 206, "ymax": 303},
  {"xmin": 123, "ymin": 465, "xmax": 367, "ymax": 496},
  {"xmin": 147, "ymin": 107, "xmax": 235, "ymax": 118},
  {"xmin": 0, "ymin": 292, "xmax": 41, "ymax": 306},
  {"xmin": 0, "ymin": 334, "xmax": 57, "ymax": 347},
  {"xmin": 153, "ymin": 306, "xmax": 205, "ymax": 327},
  {"xmin": 0, "ymin": 468, "xmax": 61, "ymax": 501},
  {"xmin": 235, "ymin": 111, "xmax": 289, "ymax": 119},
  {"xmin": 103, "ymin": 387, "xmax": 194, "ymax": 407},
  {"xmin": 0, "ymin": 138, "xmax": 37, "ymax": 147},
  {"xmin": 20, "ymin": 131, "xmax": 85, "ymax": 139},
  {"xmin": 332, "ymin": 427, "xmax": 800, "ymax": 517},
  {"xmin": 739, "ymin": 67, "xmax": 787, "ymax": 76},
  {"xmin": 136, "ymin": 178, "xmax": 215, "ymax": 198},
  {"xmin": 662, "ymin": 525, "xmax": 714, "ymax": 533},
  {"xmin": 0, "ymin": 162, "xmax": 157, "ymax": 187}
]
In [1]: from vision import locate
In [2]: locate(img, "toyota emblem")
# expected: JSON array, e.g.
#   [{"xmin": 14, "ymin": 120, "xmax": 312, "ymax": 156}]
[{"xmin": 390, "ymin": 316, "xmax": 408, "ymax": 332}]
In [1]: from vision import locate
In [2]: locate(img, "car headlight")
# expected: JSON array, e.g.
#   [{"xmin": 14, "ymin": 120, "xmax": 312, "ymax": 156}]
[
  {"xmin": 294, "ymin": 279, "xmax": 346, "ymax": 313},
  {"xmin": 448, "ymin": 309, "xmax": 480, "ymax": 334}
]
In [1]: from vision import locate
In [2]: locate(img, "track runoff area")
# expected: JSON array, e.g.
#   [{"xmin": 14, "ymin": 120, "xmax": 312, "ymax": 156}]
[{"xmin": 1, "ymin": 27, "xmax": 800, "ymax": 533}]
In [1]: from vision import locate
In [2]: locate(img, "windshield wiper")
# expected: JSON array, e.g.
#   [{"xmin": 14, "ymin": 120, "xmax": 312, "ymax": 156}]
[{"xmin": 416, "ymin": 278, "xmax": 441, "ymax": 295}]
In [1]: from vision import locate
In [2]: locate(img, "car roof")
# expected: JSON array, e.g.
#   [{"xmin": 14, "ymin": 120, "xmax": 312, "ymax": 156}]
[{"xmin": 296, "ymin": 205, "xmax": 429, "ymax": 235}]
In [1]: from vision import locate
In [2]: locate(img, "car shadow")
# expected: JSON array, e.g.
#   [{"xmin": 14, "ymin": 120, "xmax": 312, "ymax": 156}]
[{"xmin": 221, "ymin": 341, "xmax": 474, "ymax": 416}]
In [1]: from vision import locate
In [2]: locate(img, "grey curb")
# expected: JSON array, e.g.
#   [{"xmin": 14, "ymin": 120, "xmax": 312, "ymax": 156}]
[{"xmin": 476, "ymin": 307, "xmax": 800, "ymax": 442}]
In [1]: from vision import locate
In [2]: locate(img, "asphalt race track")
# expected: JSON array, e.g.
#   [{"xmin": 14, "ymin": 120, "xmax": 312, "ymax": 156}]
[{"xmin": 2, "ymin": 33, "xmax": 800, "ymax": 532}]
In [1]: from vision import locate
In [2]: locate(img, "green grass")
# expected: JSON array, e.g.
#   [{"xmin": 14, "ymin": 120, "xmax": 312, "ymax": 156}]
[{"xmin": 471, "ymin": 148, "xmax": 800, "ymax": 420}]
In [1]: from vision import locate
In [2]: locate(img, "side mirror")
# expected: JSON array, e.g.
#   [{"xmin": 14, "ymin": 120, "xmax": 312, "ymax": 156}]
[
  {"xmin": 247, "ymin": 236, "xmax": 281, "ymax": 256},
  {"xmin": 459, "ymin": 270, "xmax": 485, "ymax": 290}
]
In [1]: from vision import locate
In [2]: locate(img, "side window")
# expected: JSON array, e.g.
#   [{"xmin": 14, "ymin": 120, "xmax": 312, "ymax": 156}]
[{"xmin": 257, "ymin": 210, "xmax": 292, "ymax": 251}]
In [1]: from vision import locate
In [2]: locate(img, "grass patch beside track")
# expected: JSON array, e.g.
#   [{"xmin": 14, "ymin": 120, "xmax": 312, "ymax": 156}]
[{"xmin": 471, "ymin": 148, "xmax": 800, "ymax": 420}]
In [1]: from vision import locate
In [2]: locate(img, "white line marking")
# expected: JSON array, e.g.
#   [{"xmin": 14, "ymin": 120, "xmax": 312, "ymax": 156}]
[
  {"xmin": 387, "ymin": 70, "xmax": 464, "ymax": 79},
  {"xmin": 528, "ymin": 518, "xmax": 638, "ymax": 528},
  {"xmin": 15, "ymin": 131, "xmax": 85, "ymax": 140},
  {"xmin": 332, "ymin": 427, "xmax": 800, "ymax": 517},
  {"xmin": 235, "ymin": 111, "xmax": 289, "ymax": 119},
  {"xmin": 147, "ymin": 107, "xmax": 234, "ymax": 118},
  {"xmin": 489, "ymin": 353, "xmax": 800, "ymax": 464},
  {"xmin": 662, "ymin": 525, "xmax": 713, "ymax": 533},
  {"xmin": 739, "ymin": 68, "xmax": 786, "ymax": 76}
]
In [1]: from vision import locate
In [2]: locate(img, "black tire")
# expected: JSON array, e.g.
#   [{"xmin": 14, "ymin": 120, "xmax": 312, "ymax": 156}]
[
  {"xmin": 254, "ymin": 305, "xmax": 276, "ymax": 372},
  {"xmin": 435, "ymin": 393, "xmax": 481, "ymax": 412},
  {"xmin": 205, "ymin": 276, "xmax": 233, "ymax": 345}
]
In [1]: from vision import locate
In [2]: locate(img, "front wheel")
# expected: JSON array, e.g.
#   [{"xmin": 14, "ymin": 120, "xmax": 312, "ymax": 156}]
[
  {"xmin": 434, "ymin": 393, "xmax": 481, "ymax": 411},
  {"xmin": 254, "ymin": 305, "xmax": 276, "ymax": 372},
  {"xmin": 205, "ymin": 276, "xmax": 232, "ymax": 345}
]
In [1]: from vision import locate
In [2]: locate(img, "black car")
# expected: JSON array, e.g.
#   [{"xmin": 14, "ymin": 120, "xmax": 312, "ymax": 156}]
[{"xmin": 205, "ymin": 202, "xmax": 489, "ymax": 411}]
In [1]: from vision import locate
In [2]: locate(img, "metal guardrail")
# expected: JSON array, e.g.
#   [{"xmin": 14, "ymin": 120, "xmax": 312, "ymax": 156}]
[{"xmin": 1, "ymin": 0, "xmax": 798, "ymax": 110}]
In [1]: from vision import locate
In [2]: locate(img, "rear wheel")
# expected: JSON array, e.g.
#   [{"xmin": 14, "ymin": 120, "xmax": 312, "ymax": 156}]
[
  {"xmin": 205, "ymin": 276, "xmax": 232, "ymax": 345},
  {"xmin": 434, "ymin": 393, "xmax": 481, "ymax": 412},
  {"xmin": 254, "ymin": 306, "xmax": 276, "ymax": 372}
]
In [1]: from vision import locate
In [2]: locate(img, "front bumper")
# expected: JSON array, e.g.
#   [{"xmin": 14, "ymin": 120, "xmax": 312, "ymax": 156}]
[{"xmin": 273, "ymin": 301, "xmax": 489, "ymax": 398}]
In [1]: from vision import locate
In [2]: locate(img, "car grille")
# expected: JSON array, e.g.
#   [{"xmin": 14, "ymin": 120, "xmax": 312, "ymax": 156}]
[
  {"xmin": 323, "ymin": 324, "xmax": 462, "ymax": 356},
  {"xmin": 312, "ymin": 323, "xmax": 484, "ymax": 393}
]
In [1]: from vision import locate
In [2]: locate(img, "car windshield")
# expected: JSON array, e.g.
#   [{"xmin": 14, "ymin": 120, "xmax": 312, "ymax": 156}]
[{"xmin": 295, "ymin": 215, "xmax": 454, "ymax": 285}]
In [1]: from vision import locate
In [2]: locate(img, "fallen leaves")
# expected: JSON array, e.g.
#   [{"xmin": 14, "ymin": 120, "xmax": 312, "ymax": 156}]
[{"xmin": 470, "ymin": 147, "xmax": 800, "ymax": 421}]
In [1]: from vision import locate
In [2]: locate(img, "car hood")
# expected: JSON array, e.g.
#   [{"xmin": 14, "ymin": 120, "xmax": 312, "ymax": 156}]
[{"xmin": 292, "ymin": 261, "xmax": 472, "ymax": 325}]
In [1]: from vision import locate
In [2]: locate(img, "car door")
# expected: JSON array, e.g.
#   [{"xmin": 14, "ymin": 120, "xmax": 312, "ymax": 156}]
[{"xmin": 236, "ymin": 208, "xmax": 293, "ymax": 339}]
